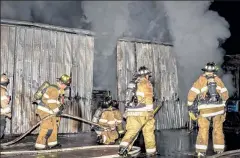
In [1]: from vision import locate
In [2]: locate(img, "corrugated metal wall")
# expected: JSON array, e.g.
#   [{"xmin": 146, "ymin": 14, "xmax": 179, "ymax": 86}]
[
  {"xmin": 0, "ymin": 20, "xmax": 94, "ymax": 134},
  {"xmin": 116, "ymin": 39, "xmax": 188, "ymax": 129}
]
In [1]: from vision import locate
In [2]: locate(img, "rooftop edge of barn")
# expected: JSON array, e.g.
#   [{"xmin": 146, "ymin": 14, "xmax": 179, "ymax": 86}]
[{"xmin": 1, "ymin": 19, "xmax": 95, "ymax": 36}]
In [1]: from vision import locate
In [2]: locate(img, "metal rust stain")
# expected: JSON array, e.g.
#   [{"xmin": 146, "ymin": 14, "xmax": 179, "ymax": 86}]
[{"xmin": 1, "ymin": 20, "xmax": 94, "ymax": 134}]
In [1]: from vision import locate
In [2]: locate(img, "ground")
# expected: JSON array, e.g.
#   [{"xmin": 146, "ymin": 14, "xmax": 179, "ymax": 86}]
[{"xmin": 1, "ymin": 129, "xmax": 240, "ymax": 158}]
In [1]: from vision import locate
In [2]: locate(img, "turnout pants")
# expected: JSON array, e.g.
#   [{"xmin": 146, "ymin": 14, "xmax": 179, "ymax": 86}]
[
  {"xmin": 120, "ymin": 116, "xmax": 156, "ymax": 154},
  {"xmin": 35, "ymin": 116, "xmax": 60, "ymax": 149},
  {"xmin": 196, "ymin": 114, "xmax": 225, "ymax": 153},
  {"xmin": 100, "ymin": 130, "xmax": 119, "ymax": 145}
]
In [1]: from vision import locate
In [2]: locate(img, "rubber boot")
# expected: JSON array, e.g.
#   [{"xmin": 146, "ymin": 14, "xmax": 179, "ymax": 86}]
[
  {"xmin": 216, "ymin": 151, "xmax": 223, "ymax": 154},
  {"xmin": 97, "ymin": 135, "xmax": 103, "ymax": 144},
  {"xmin": 48, "ymin": 143, "xmax": 62, "ymax": 149},
  {"xmin": 146, "ymin": 152, "xmax": 156, "ymax": 158},
  {"xmin": 197, "ymin": 152, "xmax": 206, "ymax": 157},
  {"xmin": 118, "ymin": 146, "xmax": 128, "ymax": 157},
  {"xmin": 35, "ymin": 147, "xmax": 47, "ymax": 150}
]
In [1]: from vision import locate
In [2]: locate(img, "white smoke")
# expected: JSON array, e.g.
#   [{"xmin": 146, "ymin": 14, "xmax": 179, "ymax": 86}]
[
  {"xmin": 1, "ymin": 1, "xmax": 88, "ymax": 29},
  {"xmin": 221, "ymin": 73, "xmax": 236, "ymax": 97},
  {"xmin": 82, "ymin": 2, "xmax": 130, "ymax": 98},
  {"xmin": 82, "ymin": 1, "xmax": 170, "ymax": 98},
  {"xmin": 163, "ymin": 1, "xmax": 231, "ymax": 99}
]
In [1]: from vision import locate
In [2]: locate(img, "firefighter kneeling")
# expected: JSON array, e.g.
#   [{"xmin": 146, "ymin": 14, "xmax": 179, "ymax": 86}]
[
  {"xmin": 34, "ymin": 74, "xmax": 71, "ymax": 150},
  {"xmin": 119, "ymin": 66, "xmax": 156, "ymax": 157},
  {"xmin": 92, "ymin": 96, "xmax": 124, "ymax": 145},
  {"xmin": 187, "ymin": 62, "xmax": 229, "ymax": 157}
]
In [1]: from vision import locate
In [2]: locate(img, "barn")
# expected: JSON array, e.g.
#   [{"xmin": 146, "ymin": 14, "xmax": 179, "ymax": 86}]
[
  {"xmin": 1, "ymin": 19, "xmax": 188, "ymax": 135},
  {"xmin": 1, "ymin": 19, "xmax": 94, "ymax": 134}
]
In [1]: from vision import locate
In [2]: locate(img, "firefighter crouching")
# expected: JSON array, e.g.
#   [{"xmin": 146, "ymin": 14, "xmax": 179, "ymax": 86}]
[
  {"xmin": 0, "ymin": 74, "xmax": 11, "ymax": 139},
  {"xmin": 34, "ymin": 74, "xmax": 71, "ymax": 150},
  {"xmin": 187, "ymin": 62, "xmax": 229, "ymax": 157},
  {"xmin": 119, "ymin": 66, "xmax": 156, "ymax": 157},
  {"xmin": 92, "ymin": 96, "xmax": 124, "ymax": 145}
]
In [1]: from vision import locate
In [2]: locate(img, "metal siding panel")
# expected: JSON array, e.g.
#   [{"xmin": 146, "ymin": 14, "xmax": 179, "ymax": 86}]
[
  {"xmin": 59, "ymin": 33, "xmax": 72, "ymax": 133},
  {"xmin": 76, "ymin": 34, "xmax": 83, "ymax": 132},
  {"xmin": 0, "ymin": 26, "xmax": 9, "ymax": 74},
  {"xmin": 116, "ymin": 41, "xmax": 136, "ymax": 113},
  {"xmin": 78, "ymin": 36, "xmax": 86, "ymax": 131},
  {"xmin": 40, "ymin": 29, "xmax": 50, "ymax": 83},
  {"xmin": 0, "ymin": 26, "xmax": 9, "ymax": 133},
  {"xmin": 1, "ymin": 23, "xmax": 94, "ymax": 134},
  {"xmin": 1, "ymin": 26, "xmax": 16, "ymax": 134},
  {"xmin": 152, "ymin": 44, "xmax": 162, "ymax": 129},
  {"xmin": 12, "ymin": 27, "xmax": 25, "ymax": 134},
  {"xmin": 30, "ymin": 28, "xmax": 42, "ymax": 134},
  {"xmin": 84, "ymin": 35, "xmax": 94, "ymax": 131},
  {"xmin": 22, "ymin": 27, "xmax": 34, "ymax": 133},
  {"xmin": 116, "ymin": 41, "xmax": 126, "ymax": 113}
]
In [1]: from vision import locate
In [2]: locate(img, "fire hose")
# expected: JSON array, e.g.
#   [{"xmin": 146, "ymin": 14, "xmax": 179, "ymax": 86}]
[{"xmin": 1, "ymin": 113, "xmax": 110, "ymax": 147}]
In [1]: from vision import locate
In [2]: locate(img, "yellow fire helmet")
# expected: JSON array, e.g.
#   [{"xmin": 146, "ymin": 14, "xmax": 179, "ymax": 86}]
[{"xmin": 57, "ymin": 74, "xmax": 71, "ymax": 86}]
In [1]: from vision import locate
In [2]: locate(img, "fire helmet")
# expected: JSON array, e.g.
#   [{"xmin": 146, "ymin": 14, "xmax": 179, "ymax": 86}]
[
  {"xmin": 0, "ymin": 73, "xmax": 9, "ymax": 85},
  {"xmin": 57, "ymin": 74, "xmax": 71, "ymax": 86},
  {"xmin": 201, "ymin": 62, "xmax": 219, "ymax": 72},
  {"xmin": 137, "ymin": 66, "xmax": 151, "ymax": 76}
]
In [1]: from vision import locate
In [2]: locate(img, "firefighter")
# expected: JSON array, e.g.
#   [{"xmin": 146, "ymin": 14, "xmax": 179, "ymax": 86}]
[
  {"xmin": 0, "ymin": 74, "xmax": 11, "ymax": 139},
  {"xmin": 93, "ymin": 96, "xmax": 124, "ymax": 145},
  {"xmin": 34, "ymin": 74, "xmax": 71, "ymax": 150},
  {"xmin": 119, "ymin": 66, "xmax": 156, "ymax": 157},
  {"xmin": 187, "ymin": 62, "xmax": 229, "ymax": 157}
]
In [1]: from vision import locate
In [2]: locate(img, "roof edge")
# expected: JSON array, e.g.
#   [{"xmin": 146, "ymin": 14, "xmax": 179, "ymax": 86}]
[
  {"xmin": 118, "ymin": 37, "xmax": 173, "ymax": 46},
  {"xmin": 1, "ymin": 19, "xmax": 95, "ymax": 36}
]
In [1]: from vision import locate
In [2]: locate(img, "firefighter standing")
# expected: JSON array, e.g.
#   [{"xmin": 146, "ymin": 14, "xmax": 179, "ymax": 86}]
[
  {"xmin": 34, "ymin": 74, "xmax": 71, "ymax": 150},
  {"xmin": 92, "ymin": 96, "xmax": 124, "ymax": 145},
  {"xmin": 187, "ymin": 62, "xmax": 229, "ymax": 157},
  {"xmin": 119, "ymin": 66, "xmax": 156, "ymax": 157},
  {"xmin": 0, "ymin": 74, "xmax": 11, "ymax": 139}
]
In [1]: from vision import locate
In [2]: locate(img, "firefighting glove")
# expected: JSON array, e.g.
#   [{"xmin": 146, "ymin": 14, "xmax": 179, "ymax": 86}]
[
  {"xmin": 59, "ymin": 105, "xmax": 64, "ymax": 112},
  {"xmin": 56, "ymin": 106, "xmax": 64, "ymax": 116},
  {"xmin": 189, "ymin": 112, "xmax": 198, "ymax": 121}
]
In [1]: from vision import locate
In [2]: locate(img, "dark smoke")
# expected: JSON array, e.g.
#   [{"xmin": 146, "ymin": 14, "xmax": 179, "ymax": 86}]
[{"xmin": 1, "ymin": 1, "xmax": 234, "ymax": 100}]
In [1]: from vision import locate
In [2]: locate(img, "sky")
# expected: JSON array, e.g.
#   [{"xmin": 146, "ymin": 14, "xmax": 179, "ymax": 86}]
[{"xmin": 210, "ymin": 1, "xmax": 240, "ymax": 55}]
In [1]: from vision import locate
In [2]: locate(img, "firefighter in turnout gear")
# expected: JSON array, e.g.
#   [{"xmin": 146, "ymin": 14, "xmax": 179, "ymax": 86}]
[
  {"xmin": 94, "ymin": 96, "xmax": 124, "ymax": 145},
  {"xmin": 119, "ymin": 66, "xmax": 156, "ymax": 157},
  {"xmin": 0, "ymin": 74, "xmax": 11, "ymax": 139},
  {"xmin": 187, "ymin": 62, "xmax": 229, "ymax": 157},
  {"xmin": 34, "ymin": 74, "xmax": 71, "ymax": 150}
]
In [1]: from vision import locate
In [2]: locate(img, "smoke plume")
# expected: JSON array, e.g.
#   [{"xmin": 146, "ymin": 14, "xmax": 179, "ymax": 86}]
[
  {"xmin": 163, "ymin": 1, "xmax": 231, "ymax": 99},
  {"xmin": 82, "ymin": 1, "xmax": 170, "ymax": 98},
  {"xmin": 1, "ymin": 1, "xmax": 235, "ymax": 100},
  {"xmin": 221, "ymin": 73, "xmax": 236, "ymax": 97}
]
